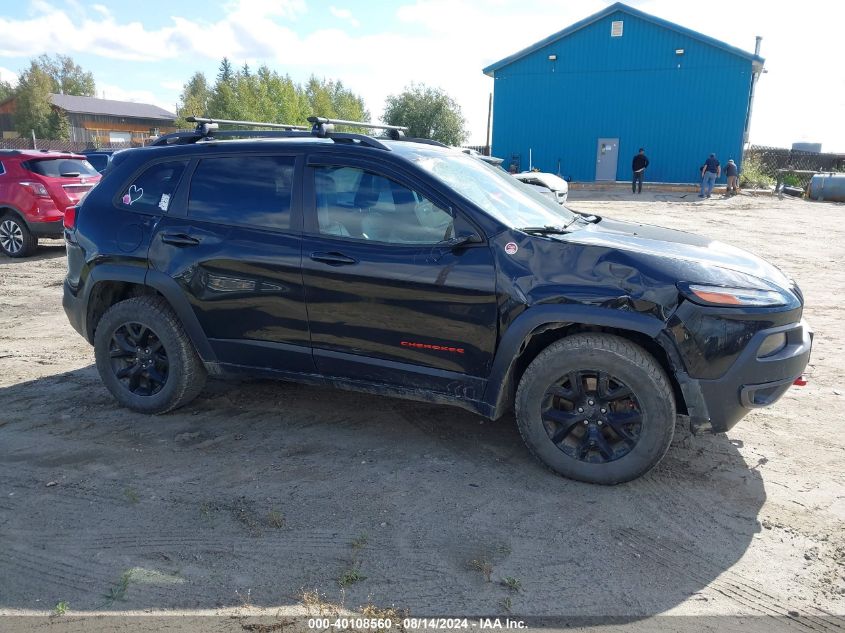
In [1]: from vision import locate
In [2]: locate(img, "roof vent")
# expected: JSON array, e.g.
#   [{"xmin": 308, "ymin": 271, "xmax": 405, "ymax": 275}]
[{"xmin": 611, "ymin": 20, "xmax": 623, "ymax": 37}]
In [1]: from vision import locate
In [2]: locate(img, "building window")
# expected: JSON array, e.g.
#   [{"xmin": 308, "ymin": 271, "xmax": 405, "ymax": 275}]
[
  {"xmin": 611, "ymin": 20, "xmax": 623, "ymax": 37},
  {"xmin": 109, "ymin": 131, "xmax": 131, "ymax": 145}
]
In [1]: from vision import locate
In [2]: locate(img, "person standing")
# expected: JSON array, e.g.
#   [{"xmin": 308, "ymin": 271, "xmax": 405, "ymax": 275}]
[
  {"xmin": 699, "ymin": 153, "xmax": 720, "ymax": 198},
  {"xmin": 725, "ymin": 159, "xmax": 739, "ymax": 195},
  {"xmin": 632, "ymin": 148, "xmax": 649, "ymax": 194}
]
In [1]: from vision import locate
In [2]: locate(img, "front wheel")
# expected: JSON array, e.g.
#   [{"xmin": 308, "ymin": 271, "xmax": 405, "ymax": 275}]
[
  {"xmin": 94, "ymin": 296, "xmax": 207, "ymax": 414},
  {"xmin": 515, "ymin": 333, "xmax": 676, "ymax": 484}
]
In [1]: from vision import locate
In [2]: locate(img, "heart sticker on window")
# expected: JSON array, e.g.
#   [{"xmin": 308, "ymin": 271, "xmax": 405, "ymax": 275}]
[{"xmin": 122, "ymin": 185, "xmax": 143, "ymax": 206}]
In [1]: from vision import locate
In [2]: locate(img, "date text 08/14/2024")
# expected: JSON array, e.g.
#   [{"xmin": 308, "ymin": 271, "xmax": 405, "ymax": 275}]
[{"xmin": 307, "ymin": 618, "xmax": 527, "ymax": 629}]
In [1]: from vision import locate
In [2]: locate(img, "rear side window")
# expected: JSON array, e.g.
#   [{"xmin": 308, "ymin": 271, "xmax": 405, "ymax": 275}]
[
  {"xmin": 187, "ymin": 155, "xmax": 295, "ymax": 230},
  {"xmin": 119, "ymin": 160, "xmax": 188, "ymax": 213},
  {"xmin": 24, "ymin": 158, "xmax": 98, "ymax": 177}
]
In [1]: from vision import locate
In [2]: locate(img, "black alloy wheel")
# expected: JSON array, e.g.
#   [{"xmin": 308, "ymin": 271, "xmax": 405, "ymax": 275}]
[
  {"xmin": 515, "ymin": 333, "xmax": 676, "ymax": 484},
  {"xmin": 94, "ymin": 296, "xmax": 207, "ymax": 413},
  {"xmin": 541, "ymin": 370, "xmax": 642, "ymax": 464},
  {"xmin": 108, "ymin": 322, "xmax": 169, "ymax": 396}
]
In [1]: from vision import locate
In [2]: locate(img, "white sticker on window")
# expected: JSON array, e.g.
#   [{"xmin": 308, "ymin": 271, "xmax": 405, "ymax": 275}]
[{"xmin": 158, "ymin": 193, "xmax": 171, "ymax": 211}]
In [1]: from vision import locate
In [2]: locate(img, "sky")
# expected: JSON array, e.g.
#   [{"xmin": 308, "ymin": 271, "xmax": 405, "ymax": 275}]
[{"xmin": 0, "ymin": 0, "xmax": 843, "ymax": 150}]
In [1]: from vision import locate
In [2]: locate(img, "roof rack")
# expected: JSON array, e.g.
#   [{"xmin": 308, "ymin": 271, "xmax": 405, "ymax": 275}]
[
  {"xmin": 188, "ymin": 116, "xmax": 309, "ymax": 132},
  {"xmin": 151, "ymin": 115, "xmax": 417, "ymax": 152},
  {"xmin": 307, "ymin": 116, "xmax": 408, "ymax": 141}
]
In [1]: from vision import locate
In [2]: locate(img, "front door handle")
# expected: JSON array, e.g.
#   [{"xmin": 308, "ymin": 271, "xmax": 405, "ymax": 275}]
[
  {"xmin": 310, "ymin": 251, "xmax": 358, "ymax": 266},
  {"xmin": 160, "ymin": 233, "xmax": 200, "ymax": 247}
]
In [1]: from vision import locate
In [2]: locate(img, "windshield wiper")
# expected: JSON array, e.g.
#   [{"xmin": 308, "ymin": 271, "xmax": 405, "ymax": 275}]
[
  {"xmin": 519, "ymin": 222, "xmax": 571, "ymax": 235},
  {"xmin": 520, "ymin": 221, "xmax": 577, "ymax": 235}
]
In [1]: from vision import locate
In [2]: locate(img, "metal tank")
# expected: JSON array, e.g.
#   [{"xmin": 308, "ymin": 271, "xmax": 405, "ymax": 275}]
[{"xmin": 809, "ymin": 173, "xmax": 845, "ymax": 202}]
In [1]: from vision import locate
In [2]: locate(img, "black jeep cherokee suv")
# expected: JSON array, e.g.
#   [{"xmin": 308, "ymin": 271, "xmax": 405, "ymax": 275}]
[{"xmin": 63, "ymin": 118, "xmax": 812, "ymax": 484}]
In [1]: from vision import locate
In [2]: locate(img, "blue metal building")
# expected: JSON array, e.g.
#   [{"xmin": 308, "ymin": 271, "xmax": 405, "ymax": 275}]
[{"xmin": 483, "ymin": 3, "xmax": 765, "ymax": 183}]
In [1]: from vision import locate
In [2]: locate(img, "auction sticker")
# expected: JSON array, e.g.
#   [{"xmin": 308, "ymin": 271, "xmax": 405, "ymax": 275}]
[{"xmin": 504, "ymin": 242, "xmax": 519, "ymax": 255}]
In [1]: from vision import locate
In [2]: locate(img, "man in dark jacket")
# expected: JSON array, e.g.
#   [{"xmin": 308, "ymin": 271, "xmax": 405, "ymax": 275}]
[
  {"xmin": 699, "ymin": 153, "xmax": 720, "ymax": 198},
  {"xmin": 632, "ymin": 148, "xmax": 649, "ymax": 194},
  {"xmin": 725, "ymin": 159, "xmax": 739, "ymax": 195}
]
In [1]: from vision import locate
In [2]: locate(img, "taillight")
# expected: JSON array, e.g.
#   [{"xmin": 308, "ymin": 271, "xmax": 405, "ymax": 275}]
[
  {"xmin": 64, "ymin": 206, "xmax": 78, "ymax": 229},
  {"xmin": 20, "ymin": 181, "xmax": 50, "ymax": 198}
]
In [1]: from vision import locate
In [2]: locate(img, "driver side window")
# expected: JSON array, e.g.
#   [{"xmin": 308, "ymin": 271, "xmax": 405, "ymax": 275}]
[{"xmin": 314, "ymin": 166, "xmax": 453, "ymax": 244}]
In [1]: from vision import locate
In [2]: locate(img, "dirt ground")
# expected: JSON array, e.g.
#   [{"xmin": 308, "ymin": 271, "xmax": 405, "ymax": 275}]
[{"xmin": 0, "ymin": 189, "xmax": 844, "ymax": 627}]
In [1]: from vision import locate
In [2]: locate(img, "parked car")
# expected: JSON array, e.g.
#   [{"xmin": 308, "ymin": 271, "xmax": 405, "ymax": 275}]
[
  {"xmin": 461, "ymin": 147, "xmax": 504, "ymax": 167},
  {"xmin": 513, "ymin": 171, "xmax": 569, "ymax": 204},
  {"xmin": 62, "ymin": 117, "xmax": 812, "ymax": 484},
  {"xmin": 0, "ymin": 149, "xmax": 100, "ymax": 257},
  {"xmin": 518, "ymin": 180, "xmax": 558, "ymax": 203},
  {"xmin": 81, "ymin": 148, "xmax": 122, "ymax": 173}
]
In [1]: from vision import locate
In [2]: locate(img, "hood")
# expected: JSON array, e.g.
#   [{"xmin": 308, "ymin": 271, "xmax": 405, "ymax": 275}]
[{"xmin": 566, "ymin": 216, "xmax": 794, "ymax": 291}]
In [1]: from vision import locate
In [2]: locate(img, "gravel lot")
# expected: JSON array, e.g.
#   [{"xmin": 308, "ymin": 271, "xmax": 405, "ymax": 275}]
[{"xmin": 0, "ymin": 189, "xmax": 843, "ymax": 626}]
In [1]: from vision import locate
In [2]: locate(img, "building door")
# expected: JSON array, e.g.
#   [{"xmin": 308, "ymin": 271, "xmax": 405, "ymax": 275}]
[{"xmin": 595, "ymin": 138, "xmax": 619, "ymax": 181}]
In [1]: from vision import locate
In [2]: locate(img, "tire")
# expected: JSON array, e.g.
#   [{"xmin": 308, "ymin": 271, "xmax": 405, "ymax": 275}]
[
  {"xmin": 0, "ymin": 213, "xmax": 37, "ymax": 258},
  {"xmin": 94, "ymin": 296, "xmax": 207, "ymax": 414},
  {"xmin": 515, "ymin": 333, "xmax": 675, "ymax": 485}
]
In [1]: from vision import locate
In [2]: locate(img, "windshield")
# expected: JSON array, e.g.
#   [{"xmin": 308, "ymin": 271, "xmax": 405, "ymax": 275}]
[{"xmin": 412, "ymin": 152, "xmax": 575, "ymax": 229}]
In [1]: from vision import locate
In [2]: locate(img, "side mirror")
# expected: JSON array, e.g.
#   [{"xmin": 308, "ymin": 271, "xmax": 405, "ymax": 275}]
[{"xmin": 440, "ymin": 233, "xmax": 482, "ymax": 249}]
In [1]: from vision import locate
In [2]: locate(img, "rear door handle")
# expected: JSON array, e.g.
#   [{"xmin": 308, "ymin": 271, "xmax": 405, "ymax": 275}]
[
  {"xmin": 310, "ymin": 251, "xmax": 358, "ymax": 266},
  {"xmin": 160, "ymin": 233, "xmax": 200, "ymax": 247}
]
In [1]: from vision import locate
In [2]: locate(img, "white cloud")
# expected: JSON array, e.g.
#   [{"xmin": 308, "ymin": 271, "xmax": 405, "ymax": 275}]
[
  {"xmin": 329, "ymin": 6, "xmax": 360, "ymax": 28},
  {"xmin": 223, "ymin": 0, "xmax": 306, "ymax": 21},
  {"xmin": 90, "ymin": 4, "xmax": 111, "ymax": 18},
  {"xmin": 0, "ymin": 66, "xmax": 18, "ymax": 86}
]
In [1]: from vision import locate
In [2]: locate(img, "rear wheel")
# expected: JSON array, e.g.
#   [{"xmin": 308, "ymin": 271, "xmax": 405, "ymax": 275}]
[
  {"xmin": 0, "ymin": 214, "xmax": 36, "ymax": 258},
  {"xmin": 515, "ymin": 333, "xmax": 675, "ymax": 484},
  {"xmin": 94, "ymin": 296, "xmax": 207, "ymax": 414}
]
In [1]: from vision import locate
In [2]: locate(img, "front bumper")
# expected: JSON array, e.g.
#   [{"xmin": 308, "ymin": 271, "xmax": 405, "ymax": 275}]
[{"xmin": 687, "ymin": 319, "xmax": 813, "ymax": 433}]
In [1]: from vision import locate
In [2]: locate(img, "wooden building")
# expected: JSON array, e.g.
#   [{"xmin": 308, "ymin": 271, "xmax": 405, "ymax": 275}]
[{"xmin": 0, "ymin": 93, "xmax": 177, "ymax": 146}]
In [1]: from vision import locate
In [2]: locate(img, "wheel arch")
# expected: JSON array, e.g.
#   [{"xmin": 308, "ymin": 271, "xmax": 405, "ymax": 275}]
[
  {"xmin": 482, "ymin": 306, "xmax": 687, "ymax": 419},
  {"xmin": 0, "ymin": 204, "xmax": 27, "ymax": 224},
  {"xmin": 83, "ymin": 267, "xmax": 216, "ymax": 364}
]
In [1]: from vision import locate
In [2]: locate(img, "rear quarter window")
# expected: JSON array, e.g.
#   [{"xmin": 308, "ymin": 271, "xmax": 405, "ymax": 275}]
[{"xmin": 118, "ymin": 160, "xmax": 189, "ymax": 213}]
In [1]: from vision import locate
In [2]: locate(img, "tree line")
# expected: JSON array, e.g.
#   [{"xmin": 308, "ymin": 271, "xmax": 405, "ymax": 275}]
[
  {"xmin": 2, "ymin": 54, "xmax": 469, "ymax": 147},
  {"xmin": 179, "ymin": 58, "xmax": 469, "ymax": 146}
]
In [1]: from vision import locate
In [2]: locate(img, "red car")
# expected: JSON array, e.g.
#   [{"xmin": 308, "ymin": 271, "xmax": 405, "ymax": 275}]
[{"xmin": 0, "ymin": 150, "xmax": 101, "ymax": 257}]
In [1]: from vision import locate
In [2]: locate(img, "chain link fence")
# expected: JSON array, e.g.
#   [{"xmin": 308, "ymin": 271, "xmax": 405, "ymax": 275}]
[
  {"xmin": 743, "ymin": 145, "xmax": 845, "ymax": 189},
  {"xmin": 0, "ymin": 138, "xmax": 148, "ymax": 153}
]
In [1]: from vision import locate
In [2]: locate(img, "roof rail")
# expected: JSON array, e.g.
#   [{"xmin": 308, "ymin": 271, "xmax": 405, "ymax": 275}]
[{"xmin": 307, "ymin": 116, "xmax": 408, "ymax": 140}]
